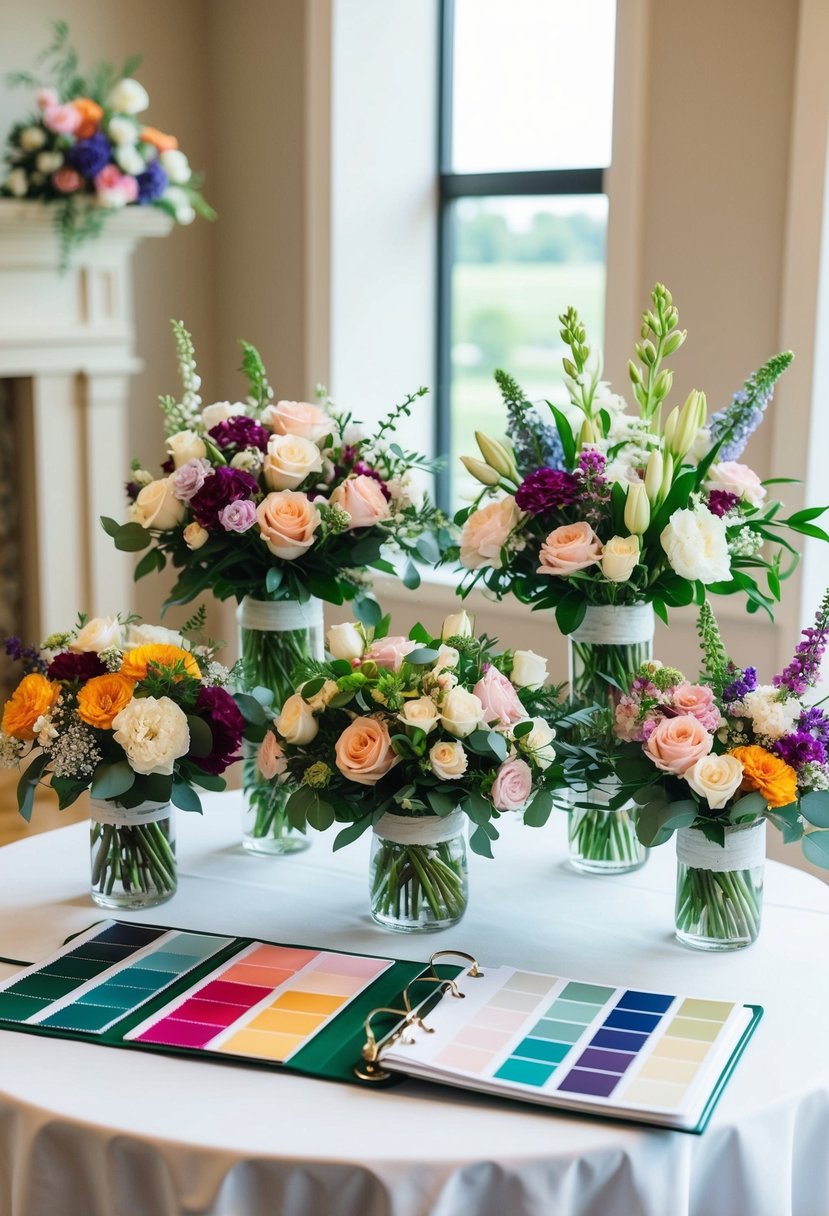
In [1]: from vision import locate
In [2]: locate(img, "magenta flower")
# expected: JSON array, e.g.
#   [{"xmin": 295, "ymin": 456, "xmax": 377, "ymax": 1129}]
[
  {"xmin": 707, "ymin": 490, "xmax": 740, "ymax": 518},
  {"xmin": 515, "ymin": 468, "xmax": 580, "ymax": 514},
  {"xmin": 190, "ymin": 467, "xmax": 258, "ymax": 530}
]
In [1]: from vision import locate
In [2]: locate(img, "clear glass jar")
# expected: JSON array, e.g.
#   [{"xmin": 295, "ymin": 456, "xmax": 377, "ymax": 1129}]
[
  {"xmin": 567, "ymin": 783, "xmax": 647, "ymax": 874},
  {"xmin": 89, "ymin": 800, "xmax": 176, "ymax": 909},
  {"xmin": 369, "ymin": 813, "xmax": 469, "ymax": 932},
  {"xmin": 674, "ymin": 821, "xmax": 765, "ymax": 950},
  {"xmin": 237, "ymin": 596, "xmax": 324, "ymax": 856}
]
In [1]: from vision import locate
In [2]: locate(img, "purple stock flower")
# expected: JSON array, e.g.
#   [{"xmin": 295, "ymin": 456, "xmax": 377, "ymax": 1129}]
[
  {"xmin": 65, "ymin": 133, "xmax": 111, "ymax": 179},
  {"xmin": 798, "ymin": 706, "xmax": 829, "ymax": 744},
  {"xmin": 774, "ymin": 593, "xmax": 829, "ymax": 695},
  {"xmin": 190, "ymin": 467, "xmax": 258, "ymax": 530},
  {"xmin": 515, "ymin": 467, "xmax": 580, "ymax": 514},
  {"xmin": 208, "ymin": 416, "xmax": 270, "ymax": 454},
  {"xmin": 707, "ymin": 490, "xmax": 740, "ymax": 518},
  {"xmin": 723, "ymin": 665, "xmax": 757, "ymax": 702},
  {"xmin": 172, "ymin": 458, "xmax": 212, "ymax": 502},
  {"xmin": 4, "ymin": 637, "xmax": 47, "ymax": 675},
  {"xmin": 577, "ymin": 448, "xmax": 607, "ymax": 481},
  {"xmin": 219, "ymin": 499, "xmax": 257, "ymax": 533},
  {"xmin": 136, "ymin": 160, "xmax": 168, "ymax": 204},
  {"xmin": 774, "ymin": 732, "xmax": 827, "ymax": 770}
]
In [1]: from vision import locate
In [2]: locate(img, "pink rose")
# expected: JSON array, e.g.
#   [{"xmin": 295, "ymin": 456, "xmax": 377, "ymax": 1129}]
[
  {"xmin": 491, "ymin": 758, "xmax": 533, "ymax": 811},
  {"xmin": 473, "ymin": 665, "xmax": 527, "ymax": 729},
  {"xmin": 52, "ymin": 167, "xmax": 84, "ymax": 194},
  {"xmin": 43, "ymin": 104, "xmax": 81, "ymax": 135},
  {"xmin": 36, "ymin": 88, "xmax": 59, "ymax": 110},
  {"xmin": 459, "ymin": 496, "xmax": 521, "ymax": 570},
  {"xmin": 334, "ymin": 716, "xmax": 399, "ymax": 785},
  {"xmin": 329, "ymin": 475, "xmax": 390, "ymax": 529},
  {"xmin": 95, "ymin": 165, "xmax": 138, "ymax": 208},
  {"xmin": 258, "ymin": 732, "xmax": 287, "ymax": 780},
  {"xmin": 537, "ymin": 521, "xmax": 603, "ymax": 576},
  {"xmin": 644, "ymin": 714, "xmax": 713, "ymax": 775},
  {"xmin": 705, "ymin": 461, "xmax": 766, "ymax": 509},
  {"xmin": 256, "ymin": 490, "xmax": 320, "ymax": 560},
  {"xmin": 262, "ymin": 400, "xmax": 333, "ymax": 443},
  {"xmin": 219, "ymin": 500, "xmax": 257, "ymax": 533},
  {"xmin": 365, "ymin": 636, "xmax": 417, "ymax": 671},
  {"xmin": 671, "ymin": 683, "xmax": 721, "ymax": 732}
]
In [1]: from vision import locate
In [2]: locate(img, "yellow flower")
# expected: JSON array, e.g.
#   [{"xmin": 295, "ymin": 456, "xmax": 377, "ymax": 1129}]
[
  {"xmin": 2, "ymin": 673, "xmax": 60, "ymax": 740},
  {"xmin": 76, "ymin": 674, "xmax": 135, "ymax": 730},
  {"xmin": 730, "ymin": 745, "xmax": 797, "ymax": 809},
  {"xmin": 120, "ymin": 644, "xmax": 201, "ymax": 682}
]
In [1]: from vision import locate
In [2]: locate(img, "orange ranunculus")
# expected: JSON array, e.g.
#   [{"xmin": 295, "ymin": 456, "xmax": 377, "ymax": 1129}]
[
  {"xmin": 140, "ymin": 126, "xmax": 178, "ymax": 153},
  {"xmin": 120, "ymin": 644, "xmax": 201, "ymax": 682},
  {"xmin": 76, "ymin": 673, "xmax": 135, "ymax": 730},
  {"xmin": 730, "ymin": 745, "xmax": 798, "ymax": 809},
  {"xmin": 2, "ymin": 674, "xmax": 60, "ymax": 740},
  {"xmin": 71, "ymin": 98, "xmax": 104, "ymax": 139}
]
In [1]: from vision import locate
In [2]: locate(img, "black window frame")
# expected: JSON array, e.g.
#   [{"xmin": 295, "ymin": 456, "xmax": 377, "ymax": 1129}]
[{"xmin": 435, "ymin": 0, "xmax": 608, "ymax": 508}]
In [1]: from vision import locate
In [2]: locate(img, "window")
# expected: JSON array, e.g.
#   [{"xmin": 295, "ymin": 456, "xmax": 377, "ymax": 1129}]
[{"xmin": 437, "ymin": 0, "xmax": 617, "ymax": 508}]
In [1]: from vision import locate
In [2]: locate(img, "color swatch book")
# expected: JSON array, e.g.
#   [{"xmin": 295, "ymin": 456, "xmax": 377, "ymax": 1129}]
[{"xmin": 379, "ymin": 963, "xmax": 761, "ymax": 1132}]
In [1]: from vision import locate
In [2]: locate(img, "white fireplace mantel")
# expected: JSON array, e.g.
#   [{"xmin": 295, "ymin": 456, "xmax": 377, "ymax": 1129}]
[{"xmin": 0, "ymin": 199, "xmax": 172, "ymax": 638}]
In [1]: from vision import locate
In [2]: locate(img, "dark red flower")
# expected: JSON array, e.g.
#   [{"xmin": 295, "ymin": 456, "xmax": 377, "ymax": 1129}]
[
  {"xmin": 515, "ymin": 468, "xmax": 580, "ymax": 514},
  {"xmin": 707, "ymin": 490, "xmax": 740, "ymax": 518},
  {"xmin": 190, "ymin": 467, "xmax": 258, "ymax": 530},
  {"xmin": 209, "ymin": 416, "xmax": 270, "ymax": 454},
  {"xmin": 192, "ymin": 686, "xmax": 245, "ymax": 774},
  {"xmin": 47, "ymin": 651, "xmax": 106, "ymax": 682}
]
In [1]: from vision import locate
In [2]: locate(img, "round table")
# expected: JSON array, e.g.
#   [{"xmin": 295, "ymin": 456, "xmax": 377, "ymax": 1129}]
[{"xmin": 1, "ymin": 794, "xmax": 828, "ymax": 1216}]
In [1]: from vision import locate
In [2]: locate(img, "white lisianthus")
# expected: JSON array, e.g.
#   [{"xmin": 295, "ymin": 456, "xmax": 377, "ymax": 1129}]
[
  {"xmin": 167, "ymin": 429, "xmax": 207, "ymax": 468},
  {"xmin": 108, "ymin": 116, "xmax": 138, "ymax": 145},
  {"xmin": 130, "ymin": 477, "xmax": 186, "ymax": 531},
  {"xmin": 36, "ymin": 151, "xmax": 63, "ymax": 174},
  {"xmin": 660, "ymin": 506, "xmax": 731, "ymax": 584},
  {"xmin": 440, "ymin": 687, "xmax": 484, "ymax": 738},
  {"xmin": 741, "ymin": 686, "xmax": 802, "ymax": 741},
  {"xmin": 263, "ymin": 434, "xmax": 323, "ymax": 490},
  {"xmin": 510, "ymin": 649, "xmax": 548, "ymax": 690},
  {"xmin": 202, "ymin": 401, "xmax": 247, "ymax": 429},
  {"xmin": 326, "ymin": 622, "xmax": 364, "ymax": 661},
  {"xmin": 398, "ymin": 696, "xmax": 441, "ymax": 734},
  {"xmin": 159, "ymin": 149, "xmax": 191, "ymax": 183},
  {"xmin": 429, "ymin": 739, "xmax": 468, "ymax": 781},
  {"xmin": 5, "ymin": 169, "xmax": 27, "ymax": 197},
  {"xmin": 276, "ymin": 693, "xmax": 319, "ymax": 746},
  {"xmin": 126, "ymin": 623, "xmax": 188, "ymax": 650},
  {"xmin": 518, "ymin": 717, "xmax": 557, "ymax": 770},
  {"xmin": 441, "ymin": 610, "xmax": 474, "ymax": 640},
  {"xmin": 231, "ymin": 448, "xmax": 263, "ymax": 473},
  {"xmin": 112, "ymin": 696, "xmax": 190, "ymax": 776},
  {"xmin": 20, "ymin": 126, "xmax": 46, "ymax": 152},
  {"xmin": 183, "ymin": 522, "xmax": 209, "ymax": 550},
  {"xmin": 70, "ymin": 616, "xmax": 123, "ymax": 654},
  {"xmin": 114, "ymin": 143, "xmax": 146, "ymax": 176},
  {"xmin": 684, "ymin": 754, "xmax": 744, "ymax": 809},
  {"xmin": 108, "ymin": 78, "xmax": 150, "ymax": 115}
]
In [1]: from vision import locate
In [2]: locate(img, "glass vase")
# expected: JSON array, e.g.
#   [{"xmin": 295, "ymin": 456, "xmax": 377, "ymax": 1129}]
[
  {"xmin": 369, "ymin": 813, "xmax": 469, "ymax": 932},
  {"xmin": 674, "ymin": 821, "xmax": 765, "ymax": 950},
  {"xmin": 89, "ymin": 799, "xmax": 176, "ymax": 909},
  {"xmin": 567, "ymin": 782, "xmax": 647, "ymax": 874},
  {"xmin": 237, "ymin": 596, "xmax": 324, "ymax": 856}
]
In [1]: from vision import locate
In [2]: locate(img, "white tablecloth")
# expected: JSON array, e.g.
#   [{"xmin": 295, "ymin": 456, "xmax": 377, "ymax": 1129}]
[{"xmin": 1, "ymin": 794, "xmax": 828, "ymax": 1216}]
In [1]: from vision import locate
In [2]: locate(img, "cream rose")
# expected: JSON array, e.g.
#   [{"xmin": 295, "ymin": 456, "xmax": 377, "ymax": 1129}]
[
  {"xmin": 258, "ymin": 731, "xmax": 288, "ymax": 780},
  {"xmin": 441, "ymin": 610, "xmax": 474, "ymax": 639},
  {"xmin": 183, "ymin": 522, "xmax": 209, "ymax": 550},
  {"xmin": 334, "ymin": 716, "xmax": 398, "ymax": 785},
  {"xmin": 519, "ymin": 717, "xmax": 557, "ymax": 770},
  {"xmin": 660, "ymin": 506, "xmax": 731, "ymax": 583},
  {"xmin": 70, "ymin": 616, "xmax": 123, "ymax": 654},
  {"xmin": 601, "ymin": 535, "xmax": 640, "ymax": 583},
  {"xmin": 130, "ymin": 477, "xmax": 186, "ymax": 531},
  {"xmin": 202, "ymin": 401, "xmax": 246, "ymax": 430},
  {"xmin": 263, "ymin": 400, "xmax": 333, "ymax": 443},
  {"xmin": 327, "ymin": 622, "xmax": 364, "ymax": 661},
  {"xmin": 276, "ymin": 693, "xmax": 319, "ymax": 746},
  {"xmin": 126, "ymin": 624, "xmax": 187, "ymax": 650},
  {"xmin": 256, "ymin": 491, "xmax": 320, "ymax": 560},
  {"xmin": 429, "ymin": 740, "xmax": 468, "ymax": 781},
  {"xmin": 263, "ymin": 434, "xmax": 323, "ymax": 491},
  {"xmin": 537, "ymin": 521, "xmax": 603, "ymax": 576},
  {"xmin": 459, "ymin": 497, "xmax": 521, "ymax": 570},
  {"xmin": 111, "ymin": 696, "xmax": 190, "ymax": 776},
  {"xmin": 440, "ymin": 687, "xmax": 484, "ymax": 738},
  {"xmin": 329, "ymin": 475, "xmax": 391, "ymax": 529},
  {"xmin": 645, "ymin": 714, "xmax": 714, "ymax": 775},
  {"xmin": 398, "ymin": 696, "xmax": 441, "ymax": 734},
  {"xmin": 705, "ymin": 461, "xmax": 767, "ymax": 509},
  {"xmin": 684, "ymin": 753, "xmax": 744, "ymax": 810},
  {"xmin": 167, "ymin": 430, "xmax": 207, "ymax": 468},
  {"xmin": 108, "ymin": 78, "xmax": 149, "ymax": 115},
  {"xmin": 511, "ymin": 650, "xmax": 548, "ymax": 690}
]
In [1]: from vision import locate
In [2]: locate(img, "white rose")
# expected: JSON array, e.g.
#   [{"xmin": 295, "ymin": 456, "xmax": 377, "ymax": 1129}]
[
  {"xmin": 263, "ymin": 434, "xmax": 323, "ymax": 490},
  {"xmin": 429, "ymin": 740, "xmax": 468, "ymax": 781},
  {"xmin": 114, "ymin": 144, "xmax": 146, "ymax": 176},
  {"xmin": 112, "ymin": 696, "xmax": 190, "ymax": 776},
  {"xmin": 126, "ymin": 623, "xmax": 187, "ymax": 650},
  {"xmin": 511, "ymin": 649, "xmax": 548, "ymax": 690},
  {"xmin": 660, "ymin": 506, "xmax": 731, "ymax": 584},
  {"xmin": 201, "ymin": 401, "xmax": 247, "ymax": 430},
  {"xmin": 5, "ymin": 169, "xmax": 27, "ymax": 197},
  {"xmin": 440, "ymin": 687, "xmax": 484, "ymax": 738},
  {"xmin": 36, "ymin": 151, "xmax": 63, "ymax": 174},
  {"xmin": 183, "ymin": 522, "xmax": 209, "ymax": 550},
  {"xmin": 684, "ymin": 753, "xmax": 745, "ymax": 809},
  {"xmin": 441, "ymin": 610, "xmax": 474, "ymax": 640},
  {"xmin": 327, "ymin": 622, "xmax": 364, "ymax": 661},
  {"xmin": 742, "ymin": 686, "xmax": 802, "ymax": 741},
  {"xmin": 108, "ymin": 116, "xmax": 138, "ymax": 145},
  {"xmin": 519, "ymin": 716, "xmax": 557, "ymax": 770},
  {"xmin": 705, "ymin": 461, "xmax": 767, "ymax": 509},
  {"xmin": 435, "ymin": 645, "xmax": 460, "ymax": 671},
  {"xmin": 300, "ymin": 678, "xmax": 339, "ymax": 713},
  {"xmin": 159, "ymin": 149, "xmax": 191, "ymax": 183},
  {"xmin": 108, "ymin": 78, "xmax": 150, "ymax": 115},
  {"xmin": 276, "ymin": 693, "xmax": 319, "ymax": 746},
  {"xmin": 70, "ymin": 616, "xmax": 123, "ymax": 654},
  {"xmin": 398, "ymin": 696, "xmax": 441, "ymax": 734},
  {"xmin": 167, "ymin": 430, "xmax": 207, "ymax": 468},
  {"xmin": 130, "ymin": 477, "xmax": 186, "ymax": 531},
  {"xmin": 20, "ymin": 127, "xmax": 46, "ymax": 152},
  {"xmin": 600, "ymin": 534, "xmax": 640, "ymax": 584}
]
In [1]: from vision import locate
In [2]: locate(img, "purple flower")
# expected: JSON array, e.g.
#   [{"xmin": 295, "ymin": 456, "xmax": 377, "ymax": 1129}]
[
  {"xmin": 707, "ymin": 490, "xmax": 740, "ymax": 518},
  {"xmin": 65, "ymin": 133, "xmax": 111, "ymax": 179},
  {"xmin": 774, "ymin": 591, "xmax": 829, "ymax": 695},
  {"xmin": 219, "ymin": 499, "xmax": 257, "ymax": 533},
  {"xmin": 136, "ymin": 160, "xmax": 168, "ymax": 204},
  {"xmin": 208, "ymin": 416, "xmax": 270, "ymax": 454},
  {"xmin": 3, "ymin": 637, "xmax": 47, "ymax": 675},
  {"xmin": 774, "ymin": 731, "xmax": 827, "ymax": 770},
  {"xmin": 577, "ymin": 448, "xmax": 607, "ymax": 480},
  {"xmin": 47, "ymin": 651, "xmax": 105, "ymax": 682},
  {"xmin": 723, "ymin": 665, "xmax": 757, "ymax": 702},
  {"xmin": 515, "ymin": 468, "xmax": 580, "ymax": 514},
  {"xmin": 798, "ymin": 707, "xmax": 829, "ymax": 744},
  {"xmin": 190, "ymin": 467, "xmax": 258, "ymax": 530},
  {"xmin": 192, "ymin": 686, "xmax": 244, "ymax": 775},
  {"xmin": 172, "ymin": 458, "xmax": 212, "ymax": 502}
]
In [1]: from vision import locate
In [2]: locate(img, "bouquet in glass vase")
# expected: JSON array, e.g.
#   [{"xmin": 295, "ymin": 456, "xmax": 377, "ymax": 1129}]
[
  {"xmin": 0, "ymin": 612, "xmax": 254, "ymax": 908},
  {"xmin": 256, "ymin": 611, "xmax": 572, "ymax": 932},
  {"xmin": 104, "ymin": 321, "xmax": 449, "ymax": 854},
  {"xmin": 595, "ymin": 594, "xmax": 829, "ymax": 950}
]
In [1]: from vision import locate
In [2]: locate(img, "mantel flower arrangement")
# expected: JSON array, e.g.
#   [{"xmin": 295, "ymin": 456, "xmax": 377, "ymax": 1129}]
[{"xmin": 1, "ymin": 23, "xmax": 213, "ymax": 265}]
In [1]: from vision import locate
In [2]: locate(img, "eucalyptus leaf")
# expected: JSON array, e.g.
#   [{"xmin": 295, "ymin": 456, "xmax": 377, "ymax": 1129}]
[
  {"xmin": 90, "ymin": 760, "xmax": 135, "ymax": 801},
  {"xmin": 16, "ymin": 752, "xmax": 51, "ymax": 822},
  {"xmin": 802, "ymin": 829, "xmax": 829, "ymax": 868},
  {"xmin": 186, "ymin": 715, "xmax": 214, "ymax": 759},
  {"xmin": 306, "ymin": 797, "xmax": 335, "ymax": 832},
  {"xmin": 800, "ymin": 790, "xmax": 829, "ymax": 828},
  {"xmin": 469, "ymin": 824, "xmax": 495, "ymax": 859},
  {"xmin": 171, "ymin": 781, "xmax": 202, "ymax": 814},
  {"xmin": 333, "ymin": 817, "xmax": 372, "ymax": 851},
  {"xmin": 523, "ymin": 789, "xmax": 554, "ymax": 828}
]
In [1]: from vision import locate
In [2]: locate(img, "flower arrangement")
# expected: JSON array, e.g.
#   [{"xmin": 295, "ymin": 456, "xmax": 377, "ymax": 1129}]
[
  {"xmin": 451, "ymin": 284, "xmax": 824, "ymax": 636},
  {"xmin": 1, "ymin": 23, "xmax": 213, "ymax": 265},
  {"xmin": 0, "ymin": 611, "xmax": 255, "ymax": 903}
]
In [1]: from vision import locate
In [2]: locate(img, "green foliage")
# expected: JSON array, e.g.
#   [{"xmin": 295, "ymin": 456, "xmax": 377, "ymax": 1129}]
[
  {"xmin": 696, "ymin": 600, "xmax": 731, "ymax": 698},
  {"xmin": 239, "ymin": 341, "xmax": 272, "ymax": 416}
]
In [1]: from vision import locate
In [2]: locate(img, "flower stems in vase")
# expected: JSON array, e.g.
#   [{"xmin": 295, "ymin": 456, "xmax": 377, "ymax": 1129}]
[
  {"xmin": 369, "ymin": 835, "xmax": 469, "ymax": 932},
  {"xmin": 568, "ymin": 801, "xmax": 645, "ymax": 872},
  {"xmin": 90, "ymin": 810, "xmax": 177, "ymax": 909}
]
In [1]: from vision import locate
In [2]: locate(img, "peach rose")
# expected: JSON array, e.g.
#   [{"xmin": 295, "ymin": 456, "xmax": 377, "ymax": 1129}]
[
  {"xmin": 262, "ymin": 400, "xmax": 333, "ymax": 443},
  {"xmin": 258, "ymin": 731, "xmax": 287, "ymax": 780},
  {"xmin": 256, "ymin": 491, "xmax": 320, "ymax": 560},
  {"xmin": 671, "ymin": 683, "xmax": 721, "ymax": 732},
  {"xmin": 334, "ymin": 716, "xmax": 399, "ymax": 785},
  {"xmin": 365, "ymin": 636, "xmax": 417, "ymax": 671},
  {"xmin": 71, "ymin": 98, "xmax": 103, "ymax": 139},
  {"xmin": 537, "ymin": 521, "xmax": 603, "ymax": 576},
  {"xmin": 459, "ymin": 496, "xmax": 521, "ymax": 570},
  {"xmin": 329, "ymin": 475, "xmax": 391, "ymax": 529},
  {"xmin": 644, "ymin": 714, "xmax": 713, "ymax": 775}
]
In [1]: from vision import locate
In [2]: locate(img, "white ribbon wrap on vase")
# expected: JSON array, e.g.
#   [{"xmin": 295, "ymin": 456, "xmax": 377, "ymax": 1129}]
[
  {"xmin": 88, "ymin": 799, "xmax": 171, "ymax": 827},
  {"xmin": 677, "ymin": 821, "xmax": 766, "ymax": 873},
  {"xmin": 237, "ymin": 596, "xmax": 324, "ymax": 633},
  {"xmin": 571, "ymin": 603, "xmax": 655, "ymax": 646},
  {"xmin": 373, "ymin": 811, "xmax": 465, "ymax": 846}
]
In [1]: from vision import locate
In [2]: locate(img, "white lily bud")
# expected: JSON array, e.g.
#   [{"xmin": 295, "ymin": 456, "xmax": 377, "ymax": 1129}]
[
  {"xmin": 475, "ymin": 432, "xmax": 519, "ymax": 482},
  {"xmin": 644, "ymin": 450, "xmax": 664, "ymax": 503},
  {"xmin": 460, "ymin": 455, "xmax": 500, "ymax": 486},
  {"xmin": 441, "ymin": 610, "xmax": 474, "ymax": 640},
  {"xmin": 624, "ymin": 481, "xmax": 651, "ymax": 535}
]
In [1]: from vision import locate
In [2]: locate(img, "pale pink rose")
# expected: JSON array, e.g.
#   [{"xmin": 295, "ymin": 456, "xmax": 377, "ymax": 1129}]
[
  {"xmin": 329, "ymin": 475, "xmax": 390, "ymax": 529},
  {"xmin": 491, "ymin": 757, "xmax": 533, "ymax": 811},
  {"xmin": 459, "ymin": 496, "xmax": 521, "ymax": 570},
  {"xmin": 263, "ymin": 400, "xmax": 333, "ymax": 443},
  {"xmin": 644, "ymin": 714, "xmax": 713, "ymax": 775},
  {"xmin": 705, "ymin": 461, "xmax": 766, "ymax": 509},
  {"xmin": 365, "ymin": 636, "xmax": 417, "ymax": 671},
  {"xmin": 43, "ymin": 104, "xmax": 81, "ymax": 135},
  {"xmin": 473, "ymin": 664, "xmax": 527, "ymax": 729},
  {"xmin": 671, "ymin": 683, "xmax": 721, "ymax": 731},
  {"xmin": 258, "ymin": 732, "xmax": 287, "ymax": 780},
  {"xmin": 256, "ymin": 490, "xmax": 320, "ymax": 560},
  {"xmin": 537, "ymin": 521, "xmax": 603, "ymax": 576},
  {"xmin": 52, "ymin": 167, "xmax": 83, "ymax": 194},
  {"xmin": 334, "ymin": 716, "xmax": 399, "ymax": 786},
  {"xmin": 94, "ymin": 165, "xmax": 138, "ymax": 208},
  {"xmin": 36, "ymin": 88, "xmax": 59, "ymax": 110}
]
